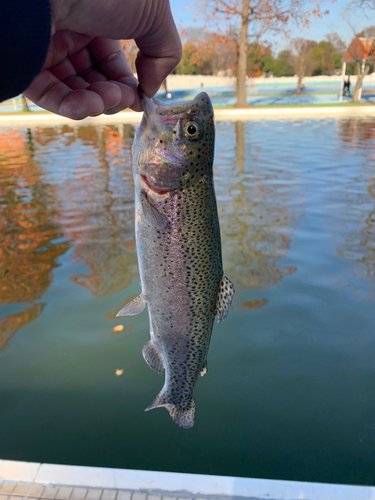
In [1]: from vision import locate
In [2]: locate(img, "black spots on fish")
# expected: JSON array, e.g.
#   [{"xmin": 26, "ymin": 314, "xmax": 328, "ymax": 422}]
[{"xmin": 139, "ymin": 174, "xmax": 221, "ymax": 406}]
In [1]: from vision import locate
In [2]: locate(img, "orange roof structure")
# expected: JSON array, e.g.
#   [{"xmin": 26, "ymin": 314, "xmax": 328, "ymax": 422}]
[{"xmin": 344, "ymin": 37, "xmax": 375, "ymax": 63}]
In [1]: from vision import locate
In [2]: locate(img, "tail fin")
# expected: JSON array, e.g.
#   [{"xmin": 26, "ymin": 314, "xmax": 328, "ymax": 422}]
[{"xmin": 145, "ymin": 392, "xmax": 196, "ymax": 429}]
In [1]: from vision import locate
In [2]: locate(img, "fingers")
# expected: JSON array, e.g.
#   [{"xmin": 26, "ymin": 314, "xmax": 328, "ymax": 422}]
[
  {"xmin": 135, "ymin": 0, "xmax": 182, "ymax": 97},
  {"xmin": 24, "ymin": 70, "xmax": 123, "ymax": 119},
  {"xmin": 25, "ymin": 35, "xmax": 139, "ymax": 119},
  {"xmin": 44, "ymin": 0, "xmax": 182, "ymax": 118},
  {"xmin": 88, "ymin": 38, "xmax": 140, "ymax": 112}
]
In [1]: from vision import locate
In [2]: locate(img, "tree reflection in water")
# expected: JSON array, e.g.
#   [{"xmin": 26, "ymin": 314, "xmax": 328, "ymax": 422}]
[
  {"xmin": 0, "ymin": 123, "xmax": 139, "ymax": 350},
  {"xmin": 0, "ymin": 128, "xmax": 69, "ymax": 350},
  {"xmin": 0, "ymin": 119, "xmax": 302, "ymax": 350},
  {"xmin": 60, "ymin": 124, "xmax": 139, "ymax": 298},
  {"xmin": 335, "ymin": 118, "xmax": 375, "ymax": 287},
  {"xmin": 218, "ymin": 120, "xmax": 299, "ymax": 309}
]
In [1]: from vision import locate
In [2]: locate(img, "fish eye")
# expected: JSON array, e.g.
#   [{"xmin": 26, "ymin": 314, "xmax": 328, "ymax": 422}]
[
  {"xmin": 188, "ymin": 124, "xmax": 197, "ymax": 135},
  {"xmin": 184, "ymin": 120, "xmax": 202, "ymax": 141}
]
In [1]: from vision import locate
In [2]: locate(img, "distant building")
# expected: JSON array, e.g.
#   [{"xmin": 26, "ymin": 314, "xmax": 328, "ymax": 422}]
[
  {"xmin": 339, "ymin": 37, "xmax": 375, "ymax": 101},
  {"xmin": 344, "ymin": 37, "xmax": 375, "ymax": 64}
]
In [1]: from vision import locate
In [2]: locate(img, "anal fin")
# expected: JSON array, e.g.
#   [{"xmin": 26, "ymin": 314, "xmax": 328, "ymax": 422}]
[
  {"xmin": 116, "ymin": 294, "xmax": 146, "ymax": 317},
  {"xmin": 142, "ymin": 340, "xmax": 164, "ymax": 374},
  {"xmin": 215, "ymin": 275, "xmax": 234, "ymax": 323}
]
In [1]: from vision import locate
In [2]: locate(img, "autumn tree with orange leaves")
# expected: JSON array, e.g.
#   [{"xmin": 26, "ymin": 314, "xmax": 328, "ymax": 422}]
[
  {"xmin": 121, "ymin": 39, "xmax": 138, "ymax": 73},
  {"xmin": 196, "ymin": 0, "xmax": 330, "ymax": 107},
  {"xmin": 176, "ymin": 30, "xmax": 237, "ymax": 75}
]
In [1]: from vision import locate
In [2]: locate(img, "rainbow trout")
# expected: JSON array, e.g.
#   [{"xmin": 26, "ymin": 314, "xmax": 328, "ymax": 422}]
[{"xmin": 117, "ymin": 92, "xmax": 234, "ymax": 429}]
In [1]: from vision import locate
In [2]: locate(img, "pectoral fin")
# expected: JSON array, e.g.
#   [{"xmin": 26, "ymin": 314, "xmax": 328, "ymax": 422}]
[
  {"xmin": 116, "ymin": 294, "xmax": 146, "ymax": 317},
  {"xmin": 142, "ymin": 340, "xmax": 164, "ymax": 374},
  {"xmin": 141, "ymin": 190, "xmax": 167, "ymax": 229},
  {"xmin": 200, "ymin": 363, "xmax": 208, "ymax": 377},
  {"xmin": 215, "ymin": 275, "xmax": 234, "ymax": 323}
]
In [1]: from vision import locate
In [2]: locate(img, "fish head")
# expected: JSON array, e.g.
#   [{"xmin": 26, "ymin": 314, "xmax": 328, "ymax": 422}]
[{"xmin": 133, "ymin": 92, "xmax": 215, "ymax": 195}]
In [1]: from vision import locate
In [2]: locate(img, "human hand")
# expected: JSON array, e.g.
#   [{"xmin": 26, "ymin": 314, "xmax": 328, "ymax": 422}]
[{"xmin": 24, "ymin": 0, "xmax": 182, "ymax": 120}]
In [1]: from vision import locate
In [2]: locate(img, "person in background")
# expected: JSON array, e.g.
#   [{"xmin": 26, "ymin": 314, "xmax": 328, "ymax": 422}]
[
  {"xmin": 0, "ymin": 0, "xmax": 181, "ymax": 119},
  {"xmin": 343, "ymin": 76, "xmax": 351, "ymax": 96}
]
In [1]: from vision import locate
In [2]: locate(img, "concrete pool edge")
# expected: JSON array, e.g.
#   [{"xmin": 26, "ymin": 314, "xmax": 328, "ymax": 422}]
[
  {"xmin": 1, "ymin": 105, "xmax": 375, "ymax": 126},
  {"xmin": 1, "ymin": 460, "xmax": 375, "ymax": 500}
]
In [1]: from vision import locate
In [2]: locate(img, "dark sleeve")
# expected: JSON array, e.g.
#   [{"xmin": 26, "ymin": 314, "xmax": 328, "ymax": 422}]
[{"xmin": 0, "ymin": 0, "xmax": 51, "ymax": 101}]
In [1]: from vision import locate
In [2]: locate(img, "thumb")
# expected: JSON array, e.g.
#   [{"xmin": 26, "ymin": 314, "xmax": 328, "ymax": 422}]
[{"xmin": 134, "ymin": 0, "xmax": 181, "ymax": 97}]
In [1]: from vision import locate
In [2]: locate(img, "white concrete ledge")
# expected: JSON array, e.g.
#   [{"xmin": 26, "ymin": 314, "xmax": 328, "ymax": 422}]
[
  {"xmin": 1, "ymin": 460, "xmax": 375, "ymax": 500},
  {"xmin": 214, "ymin": 105, "xmax": 375, "ymax": 120},
  {"xmin": 0, "ymin": 111, "xmax": 142, "ymax": 127},
  {"xmin": 1, "ymin": 105, "xmax": 375, "ymax": 128}
]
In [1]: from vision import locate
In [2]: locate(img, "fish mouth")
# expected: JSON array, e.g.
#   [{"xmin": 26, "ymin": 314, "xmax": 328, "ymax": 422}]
[{"xmin": 141, "ymin": 175, "xmax": 172, "ymax": 195}]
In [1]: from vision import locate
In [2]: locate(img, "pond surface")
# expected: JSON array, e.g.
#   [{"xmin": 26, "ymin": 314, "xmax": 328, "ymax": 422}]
[{"xmin": 1, "ymin": 117, "xmax": 375, "ymax": 486}]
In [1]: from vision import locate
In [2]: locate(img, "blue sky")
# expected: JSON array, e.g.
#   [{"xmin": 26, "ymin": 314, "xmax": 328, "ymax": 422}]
[{"xmin": 169, "ymin": 0, "xmax": 375, "ymax": 50}]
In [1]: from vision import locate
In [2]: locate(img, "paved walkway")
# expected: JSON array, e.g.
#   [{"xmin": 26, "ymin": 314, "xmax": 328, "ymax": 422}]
[
  {"xmin": 1, "ymin": 460, "xmax": 375, "ymax": 500},
  {"xmin": 0, "ymin": 481, "xmax": 194, "ymax": 500},
  {"xmin": 1, "ymin": 104, "xmax": 375, "ymax": 128}
]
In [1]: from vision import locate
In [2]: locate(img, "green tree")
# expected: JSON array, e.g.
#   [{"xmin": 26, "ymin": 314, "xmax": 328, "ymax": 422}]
[
  {"xmin": 309, "ymin": 40, "xmax": 341, "ymax": 75},
  {"xmin": 262, "ymin": 51, "xmax": 277, "ymax": 74},
  {"xmin": 273, "ymin": 50, "xmax": 294, "ymax": 76},
  {"xmin": 175, "ymin": 43, "xmax": 199, "ymax": 74},
  {"xmin": 247, "ymin": 43, "xmax": 274, "ymax": 76}
]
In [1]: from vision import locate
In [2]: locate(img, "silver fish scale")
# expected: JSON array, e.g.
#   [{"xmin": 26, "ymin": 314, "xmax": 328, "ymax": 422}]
[{"xmin": 136, "ymin": 173, "xmax": 223, "ymax": 408}]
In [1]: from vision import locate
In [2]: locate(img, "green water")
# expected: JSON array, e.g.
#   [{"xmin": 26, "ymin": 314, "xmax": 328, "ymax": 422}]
[{"xmin": 0, "ymin": 118, "xmax": 375, "ymax": 485}]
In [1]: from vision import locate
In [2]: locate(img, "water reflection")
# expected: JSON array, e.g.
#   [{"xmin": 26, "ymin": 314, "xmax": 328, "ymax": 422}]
[
  {"xmin": 3, "ymin": 118, "xmax": 375, "ymax": 481},
  {"xmin": 218, "ymin": 121, "xmax": 299, "ymax": 302},
  {"xmin": 0, "ymin": 303, "xmax": 45, "ymax": 351},
  {"xmin": 0, "ymin": 128, "xmax": 69, "ymax": 350},
  {"xmin": 0, "ymin": 120, "xmax": 304, "ymax": 348},
  {"xmin": 335, "ymin": 119, "xmax": 375, "ymax": 287},
  {"xmin": 0, "ymin": 124, "xmax": 139, "ymax": 349},
  {"xmin": 60, "ymin": 125, "xmax": 139, "ymax": 297}
]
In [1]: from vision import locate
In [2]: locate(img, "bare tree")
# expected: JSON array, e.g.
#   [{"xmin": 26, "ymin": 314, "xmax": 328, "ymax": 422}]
[
  {"xmin": 21, "ymin": 95, "xmax": 30, "ymax": 112},
  {"xmin": 288, "ymin": 38, "xmax": 317, "ymax": 93},
  {"xmin": 349, "ymin": 0, "xmax": 375, "ymax": 9},
  {"xmin": 193, "ymin": 0, "xmax": 329, "ymax": 107},
  {"xmin": 325, "ymin": 32, "xmax": 347, "ymax": 54}
]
